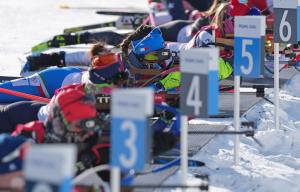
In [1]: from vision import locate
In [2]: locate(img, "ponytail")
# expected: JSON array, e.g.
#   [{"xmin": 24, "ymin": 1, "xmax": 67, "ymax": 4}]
[
  {"xmin": 120, "ymin": 25, "xmax": 153, "ymax": 58},
  {"xmin": 210, "ymin": 2, "xmax": 230, "ymax": 35}
]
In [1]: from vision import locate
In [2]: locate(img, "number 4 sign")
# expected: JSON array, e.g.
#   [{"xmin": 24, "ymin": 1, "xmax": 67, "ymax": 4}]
[
  {"xmin": 180, "ymin": 48, "xmax": 219, "ymax": 118},
  {"xmin": 111, "ymin": 88, "xmax": 153, "ymax": 172},
  {"xmin": 234, "ymin": 16, "xmax": 265, "ymax": 78},
  {"xmin": 274, "ymin": 0, "xmax": 300, "ymax": 44}
]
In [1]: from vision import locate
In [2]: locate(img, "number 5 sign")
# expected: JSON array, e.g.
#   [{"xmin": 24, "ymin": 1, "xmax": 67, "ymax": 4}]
[
  {"xmin": 111, "ymin": 88, "xmax": 153, "ymax": 172},
  {"xmin": 180, "ymin": 48, "xmax": 219, "ymax": 118},
  {"xmin": 234, "ymin": 16, "xmax": 265, "ymax": 77},
  {"xmin": 274, "ymin": 0, "xmax": 300, "ymax": 44}
]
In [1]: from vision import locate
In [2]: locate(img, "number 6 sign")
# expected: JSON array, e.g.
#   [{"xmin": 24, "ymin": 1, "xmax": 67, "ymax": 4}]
[
  {"xmin": 274, "ymin": 0, "xmax": 300, "ymax": 44},
  {"xmin": 111, "ymin": 88, "xmax": 153, "ymax": 171},
  {"xmin": 234, "ymin": 16, "xmax": 265, "ymax": 78}
]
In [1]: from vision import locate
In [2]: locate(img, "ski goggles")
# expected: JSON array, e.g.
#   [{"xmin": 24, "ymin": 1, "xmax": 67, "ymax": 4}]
[
  {"xmin": 78, "ymin": 117, "xmax": 101, "ymax": 132},
  {"xmin": 92, "ymin": 53, "xmax": 119, "ymax": 68},
  {"xmin": 141, "ymin": 49, "xmax": 175, "ymax": 62},
  {"xmin": 62, "ymin": 117, "xmax": 102, "ymax": 143}
]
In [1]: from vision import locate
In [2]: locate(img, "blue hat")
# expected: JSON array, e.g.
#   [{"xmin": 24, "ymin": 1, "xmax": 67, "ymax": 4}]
[
  {"xmin": 131, "ymin": 27, "xmax": 165, "ymax": 56},
  {"xmin": 0, "ymin": 134, "xmax": 29, "ymax": 174},
  {"xmin": 248, "ymin": 7, "xmax": 261, "ymax": 16},
  {"xmin": 89, "ymin": 61, "xmax": 126, "ymax": 84}
]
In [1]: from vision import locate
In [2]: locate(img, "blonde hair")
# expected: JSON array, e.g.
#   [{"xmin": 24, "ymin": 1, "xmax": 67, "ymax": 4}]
[
  {"xmin": 202, "ymin": 0, "xmax": 223, "ymax": 17},
  {"xmin": 210, "ymin": 2, "xmax": 230, "ymax": 35}
]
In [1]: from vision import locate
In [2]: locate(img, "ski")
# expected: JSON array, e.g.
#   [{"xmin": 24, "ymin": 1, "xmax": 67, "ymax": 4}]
[
  {"xmin": 154, "ymin": 156, "xmax": 206, "ymax": 167},
  {"xmin": 95, "ymin": 9, "xmax": 148, "ymax": 16},
  {"xmin": 59, "ymin": 4, "xmax": 148, "ymax": 13},
  {"xmin": 63, "ymin": 14, "xmax": 144, "ymax": 34},
  {"xmin": 63, "ymin": 21, "xmax": 116, "ymax": 34}
]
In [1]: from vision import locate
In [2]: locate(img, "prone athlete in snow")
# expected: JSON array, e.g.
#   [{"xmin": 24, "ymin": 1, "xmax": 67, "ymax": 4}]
[
  {"xmin": 5, "ymin": 1, "xmax": 266, "ymax": 104},
  {"xmin": 0, "ymin": 84, "xmax": 178, "ymax": 186},
  {"xmin": 0, "ymin": 39, "xmax": 179, "ymax": 133},
  {"xmin": 120, "ymin": 24, "xmax": 233, "ymax": 86},
  {"xmin": 20, "ymin": 23, "xmax": 233, "ymax": 100},
  {"xmin": 151, "ymin": 0, "xmax": 252, "ymax": 43},
  {"xmin": 0, "ymin": 43, "xmax": 127, "ymax": 103}
]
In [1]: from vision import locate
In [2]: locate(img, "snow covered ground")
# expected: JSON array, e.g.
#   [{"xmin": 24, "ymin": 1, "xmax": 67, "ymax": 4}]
[
  {"xmin": 175, "ymin": 75, "xmax": 300, "ymax": 192},
  {"xmin": 1, "ymin": 1, "xmax": 300, "ymax": 192},
  {"xmin": 0, "ymin": 0, "xmax": 147, "ymax": 76}
]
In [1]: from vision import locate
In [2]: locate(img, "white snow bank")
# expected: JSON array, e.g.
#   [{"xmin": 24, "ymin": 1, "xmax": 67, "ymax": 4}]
[{"xmin": 165, "ymin": 73, "xmax": 300, "ymax": 192}]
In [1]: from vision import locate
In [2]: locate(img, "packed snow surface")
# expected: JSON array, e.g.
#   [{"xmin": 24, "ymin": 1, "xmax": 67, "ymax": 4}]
[
  {"xmin": 0, "ymin": 0, "xmax": 147, "ymax": 76},
  {"xmin": 1, "ymin": 0, "xmax": 300, "ymax": 191},
  {"xmin": 173, "ymin": 74, "xmax": 300, "ymax": 192}
]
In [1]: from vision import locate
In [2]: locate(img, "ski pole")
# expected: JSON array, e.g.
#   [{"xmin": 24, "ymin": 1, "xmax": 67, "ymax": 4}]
[
  {"xmin": 0, "ymin": 88, "xmax": 50, "ymax": 103},
  {"xmin": 121, "ymin": 157, "xmax": 206, "ymax": 186}
]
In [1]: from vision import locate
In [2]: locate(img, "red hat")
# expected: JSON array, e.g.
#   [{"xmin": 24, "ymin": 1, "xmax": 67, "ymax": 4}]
[
  {"xmin": 46, "ymin": 84, "xmax": 101, "ymax": 143},
  {"xmin": 229, "ymin": 0, "xmax": 250, "ymax": 16},
  {"xmin": 55, "ymin": 86, "xmax": 97, "ymax": 123}
]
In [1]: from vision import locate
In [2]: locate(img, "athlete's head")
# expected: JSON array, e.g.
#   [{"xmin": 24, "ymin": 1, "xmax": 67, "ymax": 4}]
[
  {"xmin": 45, "ymin": 86, "xmax": 101, "ymax": 143},
  {"xmin": 86, "ymin": 42, "xmax": 128, "ymax": 87},
  {"xmin": 121, "ymin": 25, "xmax": 177, "ymax": 71},
  {"xmin": 120, "ymin": 24, "xmax": 154, "ymax": 57},
  {"xmin": 211, "ymin": 0, "xmax": 261, "ymax": 35}
]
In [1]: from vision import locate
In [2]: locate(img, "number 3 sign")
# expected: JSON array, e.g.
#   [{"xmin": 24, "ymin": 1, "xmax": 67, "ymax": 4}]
[
  {"xmin": 274, "ymin": 0, "xmax": 300, "ymax": 44},
  {"xmin": 111, "ymin": 88, "xmax": 153, "ymax": 172},
  {"xmin": 234, "ymin": 16, "xmax": 265, "ymax": 78}
]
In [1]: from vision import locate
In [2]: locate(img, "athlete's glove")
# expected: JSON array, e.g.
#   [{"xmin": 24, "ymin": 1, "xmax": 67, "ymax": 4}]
[
  {"xmin": 11, "ymin": 121, "xmax": 45, "ymax": 143},
  {"xmin": 76, "ymin": 143, "xmax": 110, "ymax": 173},
  {"xmin": 26, "ymin": 51, "xmax": 66, "ymax": 71}
]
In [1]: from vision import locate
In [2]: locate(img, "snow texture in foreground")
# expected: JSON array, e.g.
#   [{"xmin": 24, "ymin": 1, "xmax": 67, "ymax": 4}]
[{"xmin": 167, "ymin": 74, "xmax": 300, "ymax": 192}]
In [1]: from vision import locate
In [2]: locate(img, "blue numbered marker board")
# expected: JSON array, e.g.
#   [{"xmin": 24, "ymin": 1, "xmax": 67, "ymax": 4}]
[
  {"xmin": 25, "ymin": 145, "xmax": 77, "ymax": 192},
  {"xmin": 234, "ymin": 16, "xmax": 265, "ymax": 78},
  {"xmin": 274, "ymin": 0, "xmax": 300, "ymax": 43},
  {"xmin": 180, "ymin": 48, "xmax": 219, "ymax": 118},
  {"xmin": 111, "ymin": 88, "xmax": 153, "ymax": 172}
]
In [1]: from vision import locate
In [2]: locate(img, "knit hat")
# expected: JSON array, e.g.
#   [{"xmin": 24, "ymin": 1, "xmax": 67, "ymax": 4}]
[
  {"xmin": 89, "ymin": 53, "xmax": 127, "ymax": 85},
  {"xmin": 229, "ymin": 0, "xmax": 250, "ymax": 16},
  {"xmin": 0, "ymin": 134, "xmax": 29, "ymax": 174},
  {"xmin": 47, "ymin": 85, "xmax": 101, "ymax": 143},
  {"xmin": 248, "ymin": 6, "xmax": 261, "ymax": 15}
]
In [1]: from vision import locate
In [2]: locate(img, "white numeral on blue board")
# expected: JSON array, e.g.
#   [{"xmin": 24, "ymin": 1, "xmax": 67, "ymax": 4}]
[
  {"xmin": 280, "ymin": 10, "xmax": 292, "ymax": 42},
  {"xmin": 186, "ymin": 76, "xmax": 202, "ymax": 116},
  {"xmin": 241, "ymin": 39, "xmax": 254, "ymax": 75},
  {"xmin": 119, "ymin": 120, "xmax": 137, "ymax": 168}
]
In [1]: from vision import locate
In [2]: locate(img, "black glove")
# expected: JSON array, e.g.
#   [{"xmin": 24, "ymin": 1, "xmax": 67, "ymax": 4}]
[
  {"xmin": 26, "ymin": 51, "xmax": 65, "ymax": 71},
  {"xmin": 76, "ymin": 143, "xmax": 110, "ymax": 180}
]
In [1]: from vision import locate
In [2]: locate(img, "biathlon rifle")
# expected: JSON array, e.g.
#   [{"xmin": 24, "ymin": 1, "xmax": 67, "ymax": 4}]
[{"xmin": 64, "ymin": 13, "xmax": 145, "ymax": 34}]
